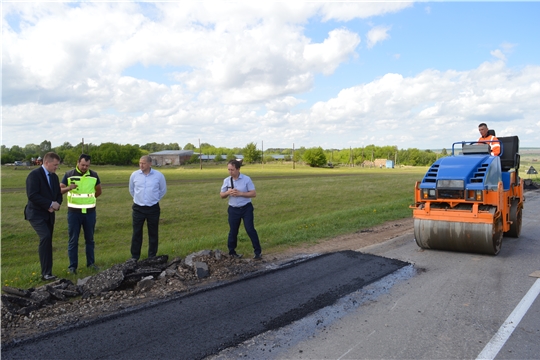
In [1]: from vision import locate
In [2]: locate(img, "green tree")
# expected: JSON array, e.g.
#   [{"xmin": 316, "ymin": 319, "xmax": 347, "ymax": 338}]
[
  {"xmin": 189, "ymin": 153, "xmax": 200, "ymax": 164},
  {"xmin": 183, "ymin": 143, "xmax": 196, "ymax": 150},
  {"xmin": 8, "ymin": 145, "xmax": 25, "ymax": 161},
  {"xmin": 242, "ymin": 142, "xmax": 261, "ymax": 163},
  {"xmin": 23, "ymin": 143, "xmax": 40, "ymax": 156},
  {"xmin": 303, "ymin": 147, "xmax": 327, "ymax": 167},
  {"xmin": 62, "ymin": 149, "xmax": 79, "ymax": 166},
  {"xmin": 2, "ymin": 151, "xmax": 15, "ymax": 165},
  {"xmin": 39, "ymin": 140, "xmax": 52, "ymax": 156},
  {"xmin": 292, "ymin": 146, "xmax": 306, "ymax": 163},
  {"xmin": 226, "ymin": 152, "xmax": 237, "ymax": 162}
]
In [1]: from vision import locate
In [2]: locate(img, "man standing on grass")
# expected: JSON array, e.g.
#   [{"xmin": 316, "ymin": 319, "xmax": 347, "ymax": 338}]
[
  {"xmin": 129, "ymin": 155, "xmax": 167, "ymax": 260},
  {"xmin": 25, "ymin": 152, "xmax": 63, "ymax": 281},
  {"xmin": 60, "ymin": 154, "xmax": 102, "ymax": 275},
  {"xmin": 220, "ymin": 159, "xmax": 262, "ymax": 260}
]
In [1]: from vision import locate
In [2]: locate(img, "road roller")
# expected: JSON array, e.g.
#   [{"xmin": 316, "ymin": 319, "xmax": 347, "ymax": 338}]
[{"xmin": 411, "ymin": 135, "xmax": 524, "ymax": 255}]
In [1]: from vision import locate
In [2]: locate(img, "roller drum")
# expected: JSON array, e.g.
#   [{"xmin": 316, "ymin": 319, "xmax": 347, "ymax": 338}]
[{"xmin": 414, "ymin": 217, "xmax": 503, "ymax": 255}]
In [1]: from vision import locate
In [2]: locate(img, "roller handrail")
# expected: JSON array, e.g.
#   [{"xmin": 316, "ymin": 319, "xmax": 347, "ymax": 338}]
[{"xmin": 451, "ymin": 140, "xmax": 503, "ymax": 157}]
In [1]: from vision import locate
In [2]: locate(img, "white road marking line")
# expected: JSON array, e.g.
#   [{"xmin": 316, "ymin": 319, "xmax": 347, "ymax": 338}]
[
  {"xmin": 476, "ymin": 278, "xmax": 540, "ymax": 360},
  {"xmin": 337, "ymin": 330, "xmax": 376, "ymax": 360}
]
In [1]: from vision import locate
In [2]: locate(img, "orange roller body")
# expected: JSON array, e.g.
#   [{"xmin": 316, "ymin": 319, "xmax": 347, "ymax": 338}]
[{"xmin": 411, "ymin": 136, "xmax": 524, "ymax": 255}]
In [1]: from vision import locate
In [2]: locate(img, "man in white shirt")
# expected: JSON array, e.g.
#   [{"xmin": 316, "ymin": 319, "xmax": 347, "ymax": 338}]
[
  {"xmin": 220, "ymin": 160, "xmax": 262, "ymax": 260},
  {"xmin": 129, "ymin": 155, "xmax": 167, "ymax": 260}
]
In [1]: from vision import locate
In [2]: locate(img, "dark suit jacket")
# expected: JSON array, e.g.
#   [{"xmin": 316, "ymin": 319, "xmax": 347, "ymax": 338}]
[{"xmin": 25, "ymin": 166, "xmax": 63, "ymax": 222}]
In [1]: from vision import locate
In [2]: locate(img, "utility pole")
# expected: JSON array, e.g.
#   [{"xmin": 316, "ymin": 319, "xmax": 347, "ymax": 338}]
[{"xmin": 292, "ymin": 143, "xmax": 295, "ymax": 169}]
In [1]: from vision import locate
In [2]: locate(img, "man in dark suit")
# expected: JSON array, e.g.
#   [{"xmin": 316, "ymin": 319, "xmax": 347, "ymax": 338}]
[{"xmin": 25, "ymin": 152, "xmax": 63, "ymax": 281}]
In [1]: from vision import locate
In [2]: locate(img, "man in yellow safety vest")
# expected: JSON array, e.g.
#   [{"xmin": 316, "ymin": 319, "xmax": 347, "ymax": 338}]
[{"xmin": 60, "ymin": 154, "xmax": 102, "ymax": 274}]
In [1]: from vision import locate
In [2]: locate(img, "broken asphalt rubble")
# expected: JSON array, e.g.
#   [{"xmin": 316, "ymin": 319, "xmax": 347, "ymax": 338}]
[{"xmin": 1, "ymin": 249, "xmax": 236, "ymax": 317}]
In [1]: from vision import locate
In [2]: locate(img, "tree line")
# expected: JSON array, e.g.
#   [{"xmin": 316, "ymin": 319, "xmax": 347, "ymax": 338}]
[{"xmin": 1, "ymin": 140, "xmax": 446, "ymax": 167}]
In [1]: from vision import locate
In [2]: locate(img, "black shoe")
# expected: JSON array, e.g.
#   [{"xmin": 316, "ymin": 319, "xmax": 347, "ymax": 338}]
[
  {"xmin": 253, "ymin": 254, "xmax": 262, "ymax": 260},
  {"xmin": 67, "ymin": 267, "xmax": 77, "ymax": 275},
  {"xmin": 230, "ymin": 253, "xmax": 243, "ymax": 259},
  {"xmin": 41, "ymin": 274, "xmax": 57, "ymax": 281}
]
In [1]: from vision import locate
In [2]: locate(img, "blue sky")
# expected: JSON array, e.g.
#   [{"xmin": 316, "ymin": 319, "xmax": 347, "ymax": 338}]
[{"xmin": 2, "ymin": 2, "xmax": 539, "ymax": 150}]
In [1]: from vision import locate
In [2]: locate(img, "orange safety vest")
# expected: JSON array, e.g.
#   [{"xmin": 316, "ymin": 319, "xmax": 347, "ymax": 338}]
[{"xmin": 478, "ymin": 135, "xmax": 500, "ymax": 156}]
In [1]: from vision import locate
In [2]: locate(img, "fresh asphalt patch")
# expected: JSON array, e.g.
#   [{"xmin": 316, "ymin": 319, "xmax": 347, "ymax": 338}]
[{"xmin": 2, "ymin": 250, "xmax": 409, "ymax": 360}]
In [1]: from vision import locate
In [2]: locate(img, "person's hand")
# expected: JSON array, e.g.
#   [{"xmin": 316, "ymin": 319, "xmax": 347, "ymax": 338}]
[
  {"xmin": 230, "ymin": 189, "xmax": 239, "ymax": 197},
  {"xmin": 70, "ymin": 183, "xmax": 78, "ymax": 190},
  {"xmin": 51, "ymin": 201, "xmax": 61, "ymax": 211}
]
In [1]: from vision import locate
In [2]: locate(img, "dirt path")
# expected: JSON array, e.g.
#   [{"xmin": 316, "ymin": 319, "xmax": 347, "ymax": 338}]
[{"xmin": 268, "ymin": 217, "xmax": 414, "ymax": 261}]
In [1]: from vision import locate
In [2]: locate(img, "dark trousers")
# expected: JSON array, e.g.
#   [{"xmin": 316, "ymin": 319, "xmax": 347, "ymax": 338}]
[
  {"xmin": 227, "ymin": 202, "xmax": 261, "ymax": 256},
  {"xmin": 29, "ymin": 217, "xmax": 55, "ymax": 276},
  {"xmin": 67, "ymin": 210, "xmax": 96, "ymax": 269},
  {"xmin": 131, "ymin": 203, "xmax": 160, "ymax": 260}
]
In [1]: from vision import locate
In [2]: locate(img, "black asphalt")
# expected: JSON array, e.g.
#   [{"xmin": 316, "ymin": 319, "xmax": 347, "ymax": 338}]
[{"xmin": 2, "ymin": 251, "xmax": 408, "ymax": 360}]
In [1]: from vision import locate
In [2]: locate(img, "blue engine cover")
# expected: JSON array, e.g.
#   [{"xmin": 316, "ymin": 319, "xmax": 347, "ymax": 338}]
[{"xmin": 420, "ymin": 154, "xmax": 502, "ymax": 191}]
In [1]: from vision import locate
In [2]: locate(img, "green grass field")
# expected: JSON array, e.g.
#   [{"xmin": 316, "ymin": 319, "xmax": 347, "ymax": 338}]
[{"xmin": 2, "ymin": 163, "xmax": 429, "ymax": 288}]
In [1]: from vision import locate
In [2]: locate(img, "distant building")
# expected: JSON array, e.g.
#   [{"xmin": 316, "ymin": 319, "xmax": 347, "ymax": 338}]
[
  {"xmin": 196, "ymin": 154, "xmax": 244, "ymax": 162},
  {"xmin": 362, "ymin": 159, "xmax": 388, "ymax": 168},
  {"xmin": 149, "ymin": 150, "xmax": 194, "ymax": 166}
]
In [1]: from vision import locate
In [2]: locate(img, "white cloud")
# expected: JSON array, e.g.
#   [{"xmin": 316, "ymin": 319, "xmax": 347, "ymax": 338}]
[
  {"xmin": 500, "ymin": 42, "xmax": 516, "ymax": 54},
  {"xmin": 318, "ymin": 2, "xmax": 413, "ymax": 21},
  {"xmin": 490, "ymin": 49, "xmax": 507, "ymax": 62},
  {"xmin": 303, "ymin": 29, "xmax": 360, "ymax": 75},
  {"xmin": 296, "ymin": 61, "xmax": 540, "ymax": 148},
  {"xmin": 2, "ymin": 2, "xmax": 539, "ymax": 150},
  {"xmin": 265, "ymin": 96, "xmax": 305, "ymax": 113},
  {"xmin": 366, "ymin": 25, "xmax": 392, "ymax": 49}
]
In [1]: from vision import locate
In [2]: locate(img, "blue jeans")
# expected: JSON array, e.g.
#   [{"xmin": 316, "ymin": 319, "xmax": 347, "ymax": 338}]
[
  {"xmin": 67, "ymin": 210, "xmax": 96, "ymax": 269},
  {"xmin": 227, "ymin": 203, "xmax": 261, "ymax": 256}
]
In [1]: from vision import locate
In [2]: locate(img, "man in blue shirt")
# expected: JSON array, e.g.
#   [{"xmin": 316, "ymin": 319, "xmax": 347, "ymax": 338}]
[
  {"xmin": 220, "ymin": 160, "xmax": 262, "ymax": 260},
  {"xmin": 129, "ymin": 155, "xmax": 167, "ymax": 260}
]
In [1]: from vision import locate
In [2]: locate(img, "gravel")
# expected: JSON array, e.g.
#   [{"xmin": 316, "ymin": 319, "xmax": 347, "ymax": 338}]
[{"xmin": 1, "ymin": 252, "xmax": 269, "ymax": 346}]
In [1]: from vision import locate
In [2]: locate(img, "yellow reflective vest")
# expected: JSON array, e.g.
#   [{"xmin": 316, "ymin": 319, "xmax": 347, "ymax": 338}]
[{"xmin": 67, "ymin": 172, "xmax": 98, "ymax": 214}]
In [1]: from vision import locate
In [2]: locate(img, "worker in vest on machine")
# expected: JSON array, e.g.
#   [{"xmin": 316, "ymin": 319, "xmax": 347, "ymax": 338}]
[
  {"xmin": 60, "ymin": 154, "xmax": 102, "ymax": 274},
  {"xmin": 478, "ymin": 122, "xmax": 500, "ymax": 156}
]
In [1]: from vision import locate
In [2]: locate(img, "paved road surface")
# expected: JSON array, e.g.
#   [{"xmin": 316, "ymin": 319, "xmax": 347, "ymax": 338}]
[
  {"xmin": 214, "ymin": 190, "xmax": 540, "ymax": 359},
  {"xmin": 1, "ymin": 251, "xmax": 408, "ymax": 360}
]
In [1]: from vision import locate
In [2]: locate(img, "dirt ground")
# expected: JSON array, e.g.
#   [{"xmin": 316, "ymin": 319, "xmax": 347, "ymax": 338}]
[
  {"xmin": 2, "ymin": 218, "xmax": 413, "ymax": 346},
  {"xmin": 273, "ymin": 217, "xmax": 413, "ymax": 259}
]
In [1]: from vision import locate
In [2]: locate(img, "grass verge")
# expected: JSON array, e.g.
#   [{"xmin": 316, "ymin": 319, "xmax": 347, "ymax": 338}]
[{"xmin": 1, "ymin": 163, "xmax": 424, "ymax": 288}]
